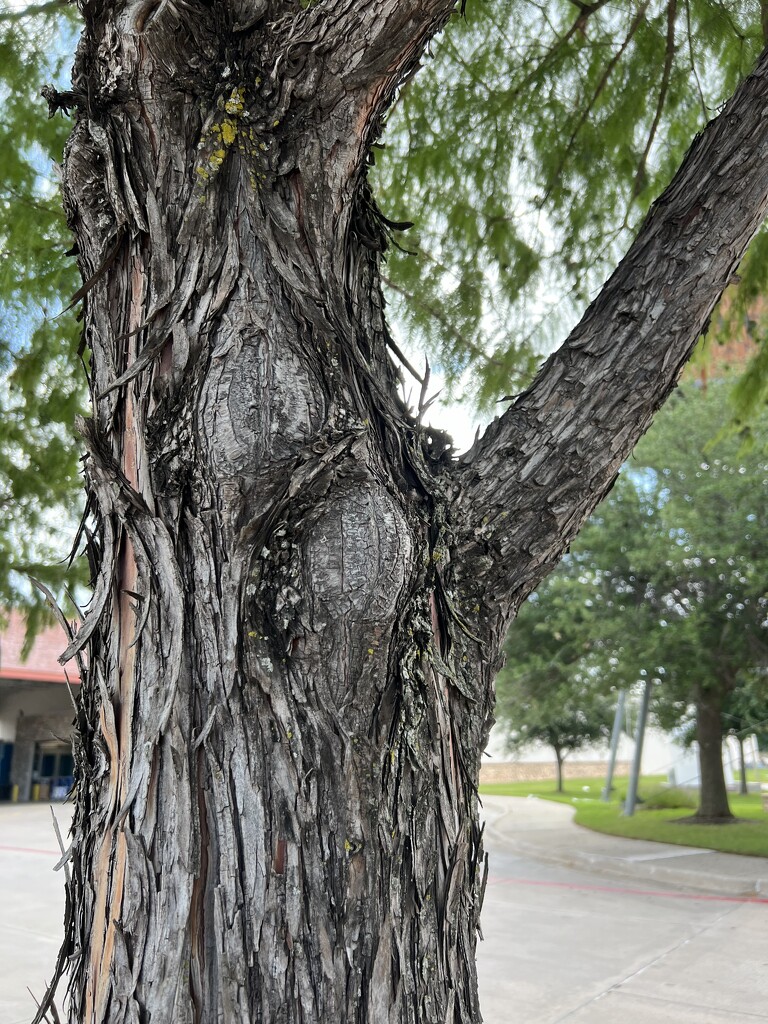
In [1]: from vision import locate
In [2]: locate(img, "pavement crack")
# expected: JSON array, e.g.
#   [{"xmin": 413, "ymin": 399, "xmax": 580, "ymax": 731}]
[
  {"xmin": 551, "ymin": 902, "xmax": 743, "ymax": 1023},
  {"xmin": 602, "ymin": 987, "xmax": 768, "ymax": 1019}
]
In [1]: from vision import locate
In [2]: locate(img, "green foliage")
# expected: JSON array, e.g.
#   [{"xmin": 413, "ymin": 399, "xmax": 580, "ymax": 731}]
[
  {"xmin": 581, "ymin": 383, "xmax": 768, "ymax": 727},
  {"xmin": 4, "ymin": 0, "xmax": 768, "ymax": 639},
  {"xmin": 0, "ymin": 2, "xmax": 85, "ymax": 625},
  {"xmin": 495, "ymin": 566, "xmax": 615, "ymax": 770},
  {"xmin": 723, "ymin": 675, "xmax": 768, "ymax": 746},
  {"xmin": 375, "ymin": 0, "xmax": 768, "ymax": 408},
  {"xmin": 639, "ymin": 785, "xmax": 698, "ymax": 811}
]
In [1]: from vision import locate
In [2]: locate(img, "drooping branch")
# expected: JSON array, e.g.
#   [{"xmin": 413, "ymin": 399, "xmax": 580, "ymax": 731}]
[
  {"xmin": 633, "ymin": 0, "xmax": 678, "ymax": 198},
  {"xmin": 455, "ymin": 44, "xmax": 768, "ymax": 622},
  {"xmin": 543, "ymin": 1, "xmax": 650, "ymax": 202}
]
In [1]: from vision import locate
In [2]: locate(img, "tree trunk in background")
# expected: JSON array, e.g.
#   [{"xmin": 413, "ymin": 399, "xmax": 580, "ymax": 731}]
[
  {"xmin": 737, "ymin": 735, "xmax": 748, "ymax": 796},
  {"xmin": 695, "ymin": 689, "xmax": 733, "ymax": 821},
  {"xmin": 40, "ymin": 5, "xmax": 768, "ymax": 1022},
  {"xmin": 554, "ymin": 748, "xmax": 564, "ymax": 794}
]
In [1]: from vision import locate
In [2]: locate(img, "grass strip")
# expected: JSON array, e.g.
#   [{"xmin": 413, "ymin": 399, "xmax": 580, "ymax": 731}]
[{"xmin": 480, "ymin": 776, "xmax": 768, "ymax": 857}]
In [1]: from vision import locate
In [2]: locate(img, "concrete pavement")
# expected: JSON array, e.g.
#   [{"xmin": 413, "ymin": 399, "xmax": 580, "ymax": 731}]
[
  {"xmin": 481, "ymin": 795, "xmax": 768, "ymax": 898},
  {"xmin": 478, "ymin": 840, "xmax": 768, "ymax": 1023},
  {"xmin": 0, "ymin": 803, "xmax": 70, "ymax": 1024}
]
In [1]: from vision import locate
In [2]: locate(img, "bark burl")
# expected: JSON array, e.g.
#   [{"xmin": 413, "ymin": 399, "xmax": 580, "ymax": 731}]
[{"xmin": 45, "ymin": 3, "xmax": 768, "ymax": 1022}]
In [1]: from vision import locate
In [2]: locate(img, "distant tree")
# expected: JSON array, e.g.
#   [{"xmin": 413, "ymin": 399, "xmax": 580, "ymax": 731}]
[
  {"xmin": 577, "ymin": 384, "xmax": 768, "ymax": 821},
  {"xmin": 496, "ymin": 569, "xmax": 615, "ymax": 792}
]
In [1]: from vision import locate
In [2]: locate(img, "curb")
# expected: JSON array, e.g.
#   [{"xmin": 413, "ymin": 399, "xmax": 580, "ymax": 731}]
[
  {"xmin": 491, "ymin": 832, "xmax": 765, "ymax": 898},
  {"xmin": 484, "ymin": 806, "xmax": 768, "ymax": 899}
]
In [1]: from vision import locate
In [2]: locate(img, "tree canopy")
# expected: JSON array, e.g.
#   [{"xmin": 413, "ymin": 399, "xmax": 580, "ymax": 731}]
[
  {"xmin": 582, "ymin": 383, "xmax": 768, "ymax": 720},
  {"xmin": 0, "ymin": 1, "xmax": 82, "ymax": 635},
  {"xmin": 375, "ymin": 0, "xmax": 768, "ymax": 408},
  {"xmin": 3, "ymin": 0, "xmax": 768, "ymax": 630},
  {"xmin": 495, "ymin": 565, "xmax": 615, "ymax": 791}
]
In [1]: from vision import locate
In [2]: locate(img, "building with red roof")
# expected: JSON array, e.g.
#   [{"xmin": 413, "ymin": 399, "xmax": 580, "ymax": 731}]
[{"xmin": 0, "ymin": 610, "xmax": 80, "ymax": 801}]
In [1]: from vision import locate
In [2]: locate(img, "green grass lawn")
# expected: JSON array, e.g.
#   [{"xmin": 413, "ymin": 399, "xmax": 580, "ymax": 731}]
[
  {"xmin": 480, "ymin": 776, "xmax": 768, "ymax": 858},
  {"xmin": 735, "ymin": 767, "xmax": 768, "ymax": 784},
  {"xmin": 480, "ymin": 776, "xmax": 642, "ymax": 804}
]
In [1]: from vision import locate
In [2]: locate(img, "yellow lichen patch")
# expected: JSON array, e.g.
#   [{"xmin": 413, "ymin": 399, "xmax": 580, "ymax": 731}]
[
  {"xmin": 221, "ymin": 119, "xmax": 238, "ymax": 146},
  {"xmin": 225, "ymin": 86, "xmax": 246, "ymax": 116},
  {"xmin": 194, "ymin": 85, "xmax": 249, "ymax": 185}
]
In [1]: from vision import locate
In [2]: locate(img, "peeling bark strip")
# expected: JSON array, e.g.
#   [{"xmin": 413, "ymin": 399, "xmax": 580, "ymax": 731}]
[{"xmin": 45, "ymin": 3, "xmax": 768, "ymax": 1023}]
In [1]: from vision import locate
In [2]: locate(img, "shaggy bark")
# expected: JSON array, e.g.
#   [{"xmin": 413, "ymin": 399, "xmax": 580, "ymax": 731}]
[{"xmin": 41, "ymin": 4, "xmax": 768, "ymax": 1023}]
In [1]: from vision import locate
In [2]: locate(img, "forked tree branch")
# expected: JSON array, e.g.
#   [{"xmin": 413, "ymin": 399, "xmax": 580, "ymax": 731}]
[{"xmin": 456, "ymin": 44, "xmax": 768, "ymax": 621}]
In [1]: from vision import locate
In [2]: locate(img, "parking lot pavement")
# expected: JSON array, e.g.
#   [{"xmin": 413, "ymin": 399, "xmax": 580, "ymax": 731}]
[
  {"xmin": 0, "ymin": 803, "xmax": 71, "ymax": 1024},
  {"xmin": 478, "ymin": 840, "xmax": 768, "ymax": 1023}
]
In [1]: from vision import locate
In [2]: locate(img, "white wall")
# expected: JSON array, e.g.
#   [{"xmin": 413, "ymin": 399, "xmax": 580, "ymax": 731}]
[{"xmin": 0, "ymin": 683, "xmax": 75, "ymax": 742}]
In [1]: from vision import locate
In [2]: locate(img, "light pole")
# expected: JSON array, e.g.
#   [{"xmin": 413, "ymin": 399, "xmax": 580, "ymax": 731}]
[
  {"xmin": 602, "ymin": 689, "xmax": 626, "ymax": 801},
  {"xmin": 624, "ymin": 678, "xmax": 653, "ymax": 817}
]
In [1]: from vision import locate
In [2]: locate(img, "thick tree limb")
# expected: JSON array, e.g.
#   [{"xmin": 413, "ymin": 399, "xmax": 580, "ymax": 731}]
[
  {"xmin": 282, "ymin": 0, "xmax": 458, "ymax": 149},
  {"xmin": 457, "ymin": 44, "xmax": 768, "ymax": 621},
  {"xmin": 319, "ymin": 0, "xmax": 457, "ymax": 84}
]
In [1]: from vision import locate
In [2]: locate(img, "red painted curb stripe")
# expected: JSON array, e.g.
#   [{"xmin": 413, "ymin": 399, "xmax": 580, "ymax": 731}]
[
  {"xmin": 0, "ymin": 844, "xmax": 60, "ymax": 856},
  {"xmin": 487, "ymin": 875, "xmax": 768, "ymax": 903}
]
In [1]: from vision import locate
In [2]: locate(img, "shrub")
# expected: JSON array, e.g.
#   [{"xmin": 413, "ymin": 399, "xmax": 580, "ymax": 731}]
[{"xmin": 640, "ymin": 785, "xmax": 698, "ymax": 811}]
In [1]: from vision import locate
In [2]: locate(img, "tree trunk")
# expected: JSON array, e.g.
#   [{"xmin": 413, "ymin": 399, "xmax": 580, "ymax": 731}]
[
  {"xmin": 51, "ymin": 6, "xmax": 492, "ymax": 1023},
  {"xmin": 695, "ymin": 689, "xmax": 733, "ymax": 821},
  {"xmin": 40, "ymin": 6, "xmax": 768, "ymax": 1023},
  {"xmin": 738, "ymin": 735, "xmax": 748, "ymax": 796},
  {"xmin": 554, "ymin": 749, "xmax": 564, "ymax": 794}
]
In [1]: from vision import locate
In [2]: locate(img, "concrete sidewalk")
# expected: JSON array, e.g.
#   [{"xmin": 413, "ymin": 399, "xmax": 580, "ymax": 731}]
[{"xmin": 482, "ymin": 795, "xmax": 768, "ymax": 898}]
